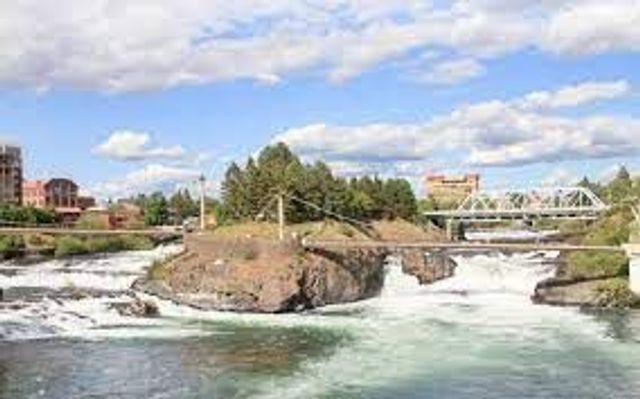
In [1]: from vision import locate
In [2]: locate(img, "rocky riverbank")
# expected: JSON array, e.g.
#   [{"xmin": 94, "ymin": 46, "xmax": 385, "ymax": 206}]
[{"xmin": 532, "ymin": 255, "xmax": 639, "ymax": 308}]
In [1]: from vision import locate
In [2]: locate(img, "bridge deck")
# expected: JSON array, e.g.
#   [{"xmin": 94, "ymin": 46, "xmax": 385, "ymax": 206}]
[
  {"xmin": 303, "ymin": 240, "xmax": 622, "ymax": 253},
  {"xmin": 423, "ymin": 208, "xmax": 602, "ymax": 221},
  {"xmin": 0, "ymin": 227, "xmax": 178, "ymax": 237}
]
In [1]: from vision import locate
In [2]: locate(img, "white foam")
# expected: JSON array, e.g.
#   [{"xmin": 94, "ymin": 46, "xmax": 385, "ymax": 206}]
[
  {"xmin": 466, "ymin": 229, "xmax": 559, "ymax": 241},
  {"xmin": 253, "ymin": 251, "xmax": 609, "ymax": 399},
  {"xmin": 0, "ymin": 245, "xmax": 189, "ymax": 341}
]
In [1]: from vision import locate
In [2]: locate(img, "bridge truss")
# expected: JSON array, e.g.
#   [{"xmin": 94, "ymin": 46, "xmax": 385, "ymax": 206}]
[{"xmin": 424, "ymin": 186, "xmax": 608, "ymax": 223}]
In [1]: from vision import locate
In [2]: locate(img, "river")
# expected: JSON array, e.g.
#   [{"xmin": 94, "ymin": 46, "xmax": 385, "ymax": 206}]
[{"xmin": 1, "ymin": 245, "xmax": 640, "ymax": 398}]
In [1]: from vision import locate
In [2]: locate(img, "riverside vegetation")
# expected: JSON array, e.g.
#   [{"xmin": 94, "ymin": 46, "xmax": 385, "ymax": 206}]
[
  {"xmin": 0, "ymin": 233, "xmax": 155, "ymax": 259},
  {"xmin": 534, "ymin": 167, "xmax": 640, "ymax": 308},
  {"xmin": 0, "ymin": 202, "xmax": 158, "ymax": 260}
]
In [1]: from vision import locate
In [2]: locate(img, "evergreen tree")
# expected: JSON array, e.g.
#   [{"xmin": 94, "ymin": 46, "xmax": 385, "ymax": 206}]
[
  {"xmin": 143, "ymin": 192, "xmax": 169, "ymax": 226},
  {"xmin": 218, "ymin": 142, "xmax": 419, "ymax": 223},
  {"xmin": 380, "ymin": 179, "xmax": 418, "ymax": 220},
  {"xmin": 169, "ymin": 189, "xmax": 198, "ymax": 221},
  {"xmin": 221, "ymin": 162, "xmax": 248, "ymax": 220},
  {"xmin": 607, "ymin": 166, "xmax": 634, "ymax": 204}
]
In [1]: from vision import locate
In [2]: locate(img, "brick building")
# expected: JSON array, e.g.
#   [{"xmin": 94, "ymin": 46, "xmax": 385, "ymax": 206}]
[
  {"xmin": 23, "ymin": 178, "xmax": 80, "ymax": 209},
  {"xmin": 78, "ymin": 196, "xmax": 97, "ymax": 211},
  {"xmin": 425, "ymin": 174, "xmax": 480, "ymax": 206},
  {"xmin": 23, "ymin": 178, "xmax": 83, "ymax": 224},
  {"xmin": 22, "ymin": 181, "xmax": 46, "ymax": 208},
  {"xmin": 0, "ymin": 144, "xmax": 23, "ymax": 204}
]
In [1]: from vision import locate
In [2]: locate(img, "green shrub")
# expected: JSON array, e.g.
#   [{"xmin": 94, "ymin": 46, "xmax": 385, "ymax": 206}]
[
  {"xmin": 54, "ymin": 236, "xmax": 88, "ymax": 258},
  {"xmin": 119, "ymin": 235, "xmax": 154, "ymax": 251},
  {"xmin": 147, "ymin": 259, "xmax": 169, "ymax": 280},
  {"xmin": 0, "ymin": 235, "xmax": 25, "ymax": 257},
  {"xmin": 596, "ymin": 278, "xmax": 640, "ymax": 308},
  {"xmin": 84, "ymin": 236, "xmax": 154, "ymax": 254},
  {"xmin": 630, "ymin": 220, "xmax": 640, "ymax": 244},
  {"xmin": 146, "ymin": 251, "xmax": 185, "ymax": 280},
  {"xmin": 54, "ymin": 235, "xmax": 154, "ymax": 258},
  {"xmin": 566, "ymin": 251, "xmax": 628, "ymax": 279},
  {"xmin": 584, "ymin": 208, "xmax": 632, "ymax": 246}
]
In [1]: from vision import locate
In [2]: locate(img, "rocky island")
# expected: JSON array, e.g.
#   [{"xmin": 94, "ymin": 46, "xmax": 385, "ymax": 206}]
[{"xmin": 134, "ymin": 220, "xmax": 452, "ymax": 313}]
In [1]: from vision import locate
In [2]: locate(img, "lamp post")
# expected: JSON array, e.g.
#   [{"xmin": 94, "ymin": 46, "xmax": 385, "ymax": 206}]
[
  {"xmin": 199, "ymin": 174, "xmax": 206, "ymax": 231},
  {"xmin": 278, "ymin": 192, "xmax": 285, "ymax": 241}
]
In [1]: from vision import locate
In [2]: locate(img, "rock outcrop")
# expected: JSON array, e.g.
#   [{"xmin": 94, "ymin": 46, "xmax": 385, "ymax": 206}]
[
  {"xmin": 135, "ymin": 237, "xmax": 388, "ymax": 313},
  {"xmin": 532, "ymin": 277, "xmax": 606, "ymax": 307},
  {"xmin": 401, "ymin": 250, "xmax": 456, "ymax": 285},
  {"xmin": 532, "ymin": 276, "xmax": 639, "ymax": 308}
]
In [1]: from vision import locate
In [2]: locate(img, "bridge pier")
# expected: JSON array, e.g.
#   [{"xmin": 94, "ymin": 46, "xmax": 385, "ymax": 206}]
[
  {"xmin": 445, "ymin": 220, "xmax": 465, "ymax": 241},
  {"xmin": 624, "ymin": 245, "xmax": 640, "ymax": 295}
]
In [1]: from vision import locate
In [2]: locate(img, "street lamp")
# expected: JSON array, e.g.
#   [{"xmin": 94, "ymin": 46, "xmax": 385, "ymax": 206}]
[{"xmin": 199, "ymin": 174, "xmax": 206, "ymax": 231}]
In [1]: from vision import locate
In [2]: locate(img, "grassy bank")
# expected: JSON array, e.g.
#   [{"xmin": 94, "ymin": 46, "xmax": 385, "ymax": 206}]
[
  {"xmin": 209, "ymin": 219, "xmax": 445, "ymax": 242},
  {"xmin": 146, "ymin": 250, "xmax": 187, "ymax": 281},
  {"xmin": 53, "ymin": 235, "xmax": 155, "ymax": 258},
  {"xmin": 554, "ymin": 205, "xmax": 639, "ymax": 307},
  {"xmin": 563, "ymin": 206, "xmax": 632, "ymax": 280},
  {"xmin": 0, "ymin": 233, "xmax": 157, "ymax": 260}
]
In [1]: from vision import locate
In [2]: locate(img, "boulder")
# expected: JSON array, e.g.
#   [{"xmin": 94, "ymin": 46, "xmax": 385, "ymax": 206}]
[
  {"xmin": 110, "ymin": 298, "xmax": 159, "ymax": 317},
  {"xmin": 532, "ymin": 277, "xmax": 606, "ymax": 307},
  {"xmin": 402, "ymin": 250, "xmax": 456, "ymax": 285}
]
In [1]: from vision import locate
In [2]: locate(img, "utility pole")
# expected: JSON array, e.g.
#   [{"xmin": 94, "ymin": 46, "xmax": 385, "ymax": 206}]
[
  {"xmin": 278, "ymin": 192, "xmax": 285, "ymax": 241},
  {"xmin": 199, "ymin": 174, "xmax": 206, "ymax": 231}
]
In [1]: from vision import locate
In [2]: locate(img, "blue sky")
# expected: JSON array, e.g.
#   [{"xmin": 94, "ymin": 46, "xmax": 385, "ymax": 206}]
[{"xmin": 0, "ymin": 1, "xmax": 638, "ymax": 199}]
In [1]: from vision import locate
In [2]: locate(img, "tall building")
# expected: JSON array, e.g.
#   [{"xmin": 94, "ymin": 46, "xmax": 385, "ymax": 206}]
[
  {"xmin": 0, "ymin": 144, "xmax": 23, "ymax": 204},
  {"xmin": 425, "ymin": 174, "xmax": 480, "ymax": 206}
]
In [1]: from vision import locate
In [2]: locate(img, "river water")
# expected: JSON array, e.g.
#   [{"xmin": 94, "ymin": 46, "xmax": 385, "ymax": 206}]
[{"xmin": 1, "ymin": 245, "xmax": 640, "ymax": 398}]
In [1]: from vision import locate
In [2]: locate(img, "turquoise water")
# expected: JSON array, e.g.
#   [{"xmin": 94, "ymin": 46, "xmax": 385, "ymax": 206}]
[{"xmin": 1, "ymin": 248, "xmax": 640, "ymax": 398}]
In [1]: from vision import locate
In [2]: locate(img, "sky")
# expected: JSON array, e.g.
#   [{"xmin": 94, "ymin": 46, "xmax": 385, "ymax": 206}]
[{"xmin": 0, "ymin": 0, "xmax": 638, "ymax": 199}]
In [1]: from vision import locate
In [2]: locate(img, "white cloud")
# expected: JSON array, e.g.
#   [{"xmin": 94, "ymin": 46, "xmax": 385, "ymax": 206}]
[
  {"xmin": 92, "ymin": 164, "xmax": 201, "ymax": 198},
  {"xmin": 0, "ymin": 1, "xmax": 637, "ymax": 91},
  {"xmin": 93, "ymin": 130, "xmax": 186, "ymax": 161},
  {"xmin": 544, "ymin": 0, "xmax": 640, "ymax": 55},
  {"xmin": 520, "ymin": 80, "xmax": 631, "ymax": 109},
  {"xmin": 273, "ymin": 80, "xmax": 640, "ymax": 168},
  {"xmin": 419, "ymin": 58, "xmax": 485, "ymax": 85}
]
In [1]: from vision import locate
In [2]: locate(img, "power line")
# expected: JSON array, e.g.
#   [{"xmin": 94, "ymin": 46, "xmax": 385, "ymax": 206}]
[{"xmin": 286, "ymin": 193, "xmax": 371, "ymax": 229}]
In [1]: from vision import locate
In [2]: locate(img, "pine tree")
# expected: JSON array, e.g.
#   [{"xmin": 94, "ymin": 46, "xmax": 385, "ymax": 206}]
[
  {"xmin": 221, "ymin": 162, "xmax": 247, "ymax": 220},
  {"xmin": 144, "ymin": 192, "xmax": 169, "ymax": 226}
]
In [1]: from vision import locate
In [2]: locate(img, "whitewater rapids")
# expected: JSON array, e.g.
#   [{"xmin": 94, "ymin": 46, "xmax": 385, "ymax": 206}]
[{"xmin": 2, "ymin": 244, "xmax": 640, "ymax": 398}]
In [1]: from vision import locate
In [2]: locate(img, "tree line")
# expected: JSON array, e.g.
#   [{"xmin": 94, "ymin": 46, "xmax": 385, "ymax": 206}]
[
  {"xmin": 220, "ymin": 143, "xmax": 418, "ymax": 224},
  {"xmin": 0, "ymin": 203, "xmax": 57, "ymax": 225},
  {"xmin": 579, "ymin": 166, "xmax": 640, "ymax": 209},
  {"xmin": 125, "ymin": 189, "xmax": 200, "ymax": 226}
]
